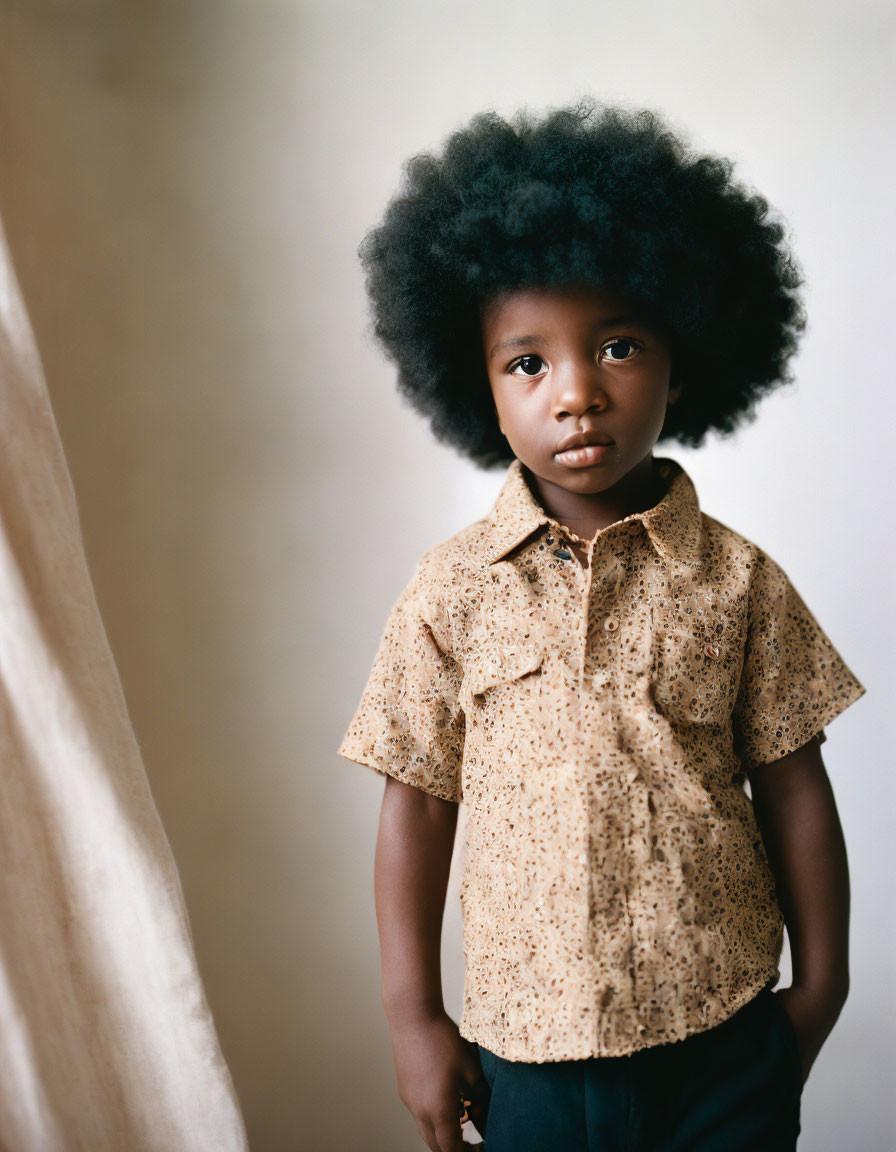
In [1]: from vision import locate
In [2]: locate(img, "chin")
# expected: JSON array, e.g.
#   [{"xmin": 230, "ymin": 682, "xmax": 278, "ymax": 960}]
[{"xmin": 549, "ymin": 467, "xmax": 612, "ymax": 489}]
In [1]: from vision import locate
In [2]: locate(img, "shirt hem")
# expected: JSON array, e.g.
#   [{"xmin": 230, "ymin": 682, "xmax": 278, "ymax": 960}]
[{"xmin": 458, "ymin": 965, "xmax": 782, "ymax": 1063}]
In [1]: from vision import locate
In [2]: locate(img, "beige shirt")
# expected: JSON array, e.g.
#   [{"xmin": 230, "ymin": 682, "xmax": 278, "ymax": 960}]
[{"xmin": 338, "ymin": 456, "xmax": 866, "ymax": 1062}]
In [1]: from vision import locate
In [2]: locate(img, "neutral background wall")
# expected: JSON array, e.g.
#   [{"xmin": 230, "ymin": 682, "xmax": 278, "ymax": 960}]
[{"xmin": 0, "ymin": 1, "xmax": 892, "ymax": 1148}]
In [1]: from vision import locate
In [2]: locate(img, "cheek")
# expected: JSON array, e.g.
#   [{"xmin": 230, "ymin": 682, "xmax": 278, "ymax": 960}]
[
  {"xmin": 490, "ymin": 380, "xmax": 520, "ymax": 426},
  {"xmin": 633, "ymin": 378, "xmax": 674, "ymax": 424},
  {"xmin": 494, "ymin": 394, "xmax": 541, "ymax": 445},
  {"xmin": 488, "ymin": 382, "xmax": 506, "ymax": 427}
]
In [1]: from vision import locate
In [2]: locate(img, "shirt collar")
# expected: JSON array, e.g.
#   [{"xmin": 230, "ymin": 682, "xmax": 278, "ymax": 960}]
[{"xmin": 481, "ymin": 456, "xmax": 703, "ymax": 571}]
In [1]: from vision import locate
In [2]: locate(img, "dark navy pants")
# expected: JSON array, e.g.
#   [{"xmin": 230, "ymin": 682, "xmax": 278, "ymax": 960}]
[{"xmin": 475, "ymin": 984, "xmax": 803, "ymax": 1151}]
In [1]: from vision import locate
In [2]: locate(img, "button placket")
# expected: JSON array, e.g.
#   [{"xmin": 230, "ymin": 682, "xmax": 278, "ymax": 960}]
[
  {"xmin": 582, "ymin": 536, "xmax": 635, "ymax": 718},
  {"xmin": 574, "ymin": 542, "xmax": 593, "ymax": 717}
]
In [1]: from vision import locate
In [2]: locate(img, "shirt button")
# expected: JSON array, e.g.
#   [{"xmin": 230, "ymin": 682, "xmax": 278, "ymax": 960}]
[
  {"xmin": 603, "ymin": 616, "xmax": 620, "ymax": 632},
  {"xmin": 704, "ymin": 642, "xmax": 721, "ymax": 659}
]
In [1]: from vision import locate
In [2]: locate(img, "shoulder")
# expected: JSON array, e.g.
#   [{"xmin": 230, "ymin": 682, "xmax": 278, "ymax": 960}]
[
  {"xmin": 412, "ymin": 514, "xmax": 500, "ymax": 588},
  {"xmin": 700, "ymin": 510, "xmax": 759, "ymax": 558},
  {"xmin": 399, "ymin": 516, "xmax": 497, "ymax": 652},
  {"xmin": 698, "ymin": 511, "xmax": 791, "ymax": 599}
]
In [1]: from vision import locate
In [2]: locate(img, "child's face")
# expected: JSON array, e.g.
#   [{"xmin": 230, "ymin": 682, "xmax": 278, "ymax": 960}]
[{"xmin": 481, "ymin": 283, "xmax": 680, "ymax": 505}]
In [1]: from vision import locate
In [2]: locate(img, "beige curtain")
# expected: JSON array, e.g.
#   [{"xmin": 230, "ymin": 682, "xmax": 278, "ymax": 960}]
[{"xmin": 0, "ymin": 216, "xmax": 248, "ymax": 1149}]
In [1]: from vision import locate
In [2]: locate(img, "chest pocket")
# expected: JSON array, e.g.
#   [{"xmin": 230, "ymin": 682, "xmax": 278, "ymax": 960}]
[
  {"xmin": 463, "ymin": 641, "xmax": 544, "ymax": 698},
  {"xmin": 650, "ymin": 592, "xmax": 743, "ymax": 726},
  {"xmin": 461, "ymin": 639, "xmax": 545, "ymax": 751}
]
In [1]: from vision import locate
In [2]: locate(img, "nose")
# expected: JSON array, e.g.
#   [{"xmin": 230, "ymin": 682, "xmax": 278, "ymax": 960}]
[{"xmin": 550, "ymin": 357, "xmax": 608, "ymax": 420}]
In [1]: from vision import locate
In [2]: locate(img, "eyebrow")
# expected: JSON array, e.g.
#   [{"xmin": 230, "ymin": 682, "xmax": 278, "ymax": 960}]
[
  {"xmin": 486, "ymin": 317, "xmax": 639, "ymax": 359},
  {"xmin": 487, "ymin": 334, "xmax": 544, "ymax": 358}
]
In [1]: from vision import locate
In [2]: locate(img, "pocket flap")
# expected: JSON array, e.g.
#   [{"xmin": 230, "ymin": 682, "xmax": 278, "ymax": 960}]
[{"xmin": 464, "ymin": 643, "xmax": 544, "ymax": 697}]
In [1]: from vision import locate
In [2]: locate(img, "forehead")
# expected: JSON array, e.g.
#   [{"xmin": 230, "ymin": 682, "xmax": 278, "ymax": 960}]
[{"xmin": 480, "ymin": 283, "xmax": 656, "ymax": 339}]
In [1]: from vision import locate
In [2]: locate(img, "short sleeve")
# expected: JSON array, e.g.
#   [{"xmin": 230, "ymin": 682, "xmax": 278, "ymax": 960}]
[
  {"xmin": 337, "ymin": 559, "xmax": 465, "ymax": 803},
  {"xmin": 731, "ymin": 548, "xmax": 866, "ymax": 771}
]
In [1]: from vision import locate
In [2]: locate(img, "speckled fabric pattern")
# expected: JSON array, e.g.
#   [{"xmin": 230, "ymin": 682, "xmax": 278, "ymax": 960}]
[{"xmin": 338, "ymin": 456, "xmax": 866, "ymax": 1063}]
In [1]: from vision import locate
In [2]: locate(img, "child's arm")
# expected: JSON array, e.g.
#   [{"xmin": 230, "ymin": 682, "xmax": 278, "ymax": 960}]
[
  {"xmin": 748, "ymin": 734, "xmax": 850, "ymax": 1085},
  {"xmin": 375, "ymin": 774, "xmax": 487, "ymax": 1152}
]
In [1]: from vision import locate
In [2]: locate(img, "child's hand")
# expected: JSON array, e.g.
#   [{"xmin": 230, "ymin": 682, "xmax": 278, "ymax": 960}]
[
  {"xmin": 773, "ymin": 984, "xmax": 848, "ymax": 1087},
  {"xmin": 387, "ymin": 1006, "xmax": 490, "ymax": 1151}
]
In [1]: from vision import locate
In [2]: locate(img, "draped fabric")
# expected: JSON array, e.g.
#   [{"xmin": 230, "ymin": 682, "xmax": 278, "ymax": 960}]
[{"xmin": 0, "ymin": 216, "xmax": 248, "ymax": 1148}]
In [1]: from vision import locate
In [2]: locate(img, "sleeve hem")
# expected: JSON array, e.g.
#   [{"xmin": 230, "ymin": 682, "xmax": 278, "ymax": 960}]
[
  {"xmin": 336, "ymin": 744, "xmax": 462, "ymax": 804},
  {"xmin": 738, "ymin": 679, "xmax": 866, "ymax": 773}
]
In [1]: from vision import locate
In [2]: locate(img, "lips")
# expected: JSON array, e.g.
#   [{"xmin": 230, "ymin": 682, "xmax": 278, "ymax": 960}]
[
  {"xmin": 554, "ymin": 429, "xmax": 614, "ymax": 455},
  {"xmin": 555, "ymin": 442, "xmax": 612, "ymax": 468}
]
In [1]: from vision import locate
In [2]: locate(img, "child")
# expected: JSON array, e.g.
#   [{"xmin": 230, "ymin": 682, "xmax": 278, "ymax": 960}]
[{"xmin": 337, "ymin": 100, "xmax": 866, "ymax": 1152}]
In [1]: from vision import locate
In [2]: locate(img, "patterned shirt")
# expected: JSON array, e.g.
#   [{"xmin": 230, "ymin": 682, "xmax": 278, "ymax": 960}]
[{"xmin": 337, "ymin": 456, "xmax": 866, "ymax": 1062}]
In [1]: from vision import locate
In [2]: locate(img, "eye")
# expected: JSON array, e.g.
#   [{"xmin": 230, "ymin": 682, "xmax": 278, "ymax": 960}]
[
  {"xmin": 601, "ymin": 338, "xmax": 641, "ymax": 363},
  {"xmin": 508, "ymin": 354, "xmax": 547, "ymax": 378}
]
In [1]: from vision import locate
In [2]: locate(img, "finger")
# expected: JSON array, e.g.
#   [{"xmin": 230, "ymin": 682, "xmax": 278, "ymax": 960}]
[
  {"xmin": 432, "ymin": 1116, "xmax": 465, "ymax": 1152},
  {"xmin": 465, "ymin": 1074, "xmax": 490, "ymax": 1105},
  {"xmin": 466, "ymin": 1099, "xmax": 489, "ymax": 1131},
  {"xmin": 415, "ymin": 1117, "xmax": 440, "ymax": 1152},
  {"xmin": 465, "ymin": 1077, "xmax": 490, "ymax": 1122}
]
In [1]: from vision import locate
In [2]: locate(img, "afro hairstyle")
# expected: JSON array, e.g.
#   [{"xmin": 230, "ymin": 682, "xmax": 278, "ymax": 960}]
[{"xmin": 359, "ymin": 98, "xmax": 807, "ymax": 468}]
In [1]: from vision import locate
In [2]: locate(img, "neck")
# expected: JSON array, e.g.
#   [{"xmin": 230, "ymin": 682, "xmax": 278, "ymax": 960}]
[{"xmin": 526, "ymin": 455, "xmax": 667, "ymax": 542}]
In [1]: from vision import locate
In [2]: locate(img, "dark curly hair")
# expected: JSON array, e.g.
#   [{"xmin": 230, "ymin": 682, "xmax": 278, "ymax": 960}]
[{"xmin": 360, "ymin": 98, "xmax": 807, "ymax": 468}]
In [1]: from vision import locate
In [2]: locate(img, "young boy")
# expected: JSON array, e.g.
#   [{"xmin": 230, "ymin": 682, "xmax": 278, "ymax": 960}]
[{"xmin": 337, "ymin": 100, "xmax": 866, "ymax": 1152}]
